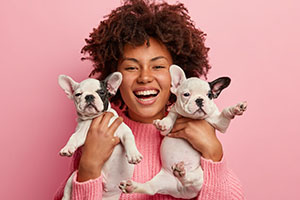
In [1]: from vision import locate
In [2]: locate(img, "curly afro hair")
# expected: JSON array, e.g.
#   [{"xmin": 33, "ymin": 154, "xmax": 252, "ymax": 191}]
[{"xmin": 81, "ymin": 0, "xmax": 211, "ymax": 107}]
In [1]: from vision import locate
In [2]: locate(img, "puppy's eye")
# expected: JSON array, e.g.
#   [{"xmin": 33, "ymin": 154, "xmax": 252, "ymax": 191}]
[
  {"xmin": 75, "ymin": 93, "xmax": 82, "ymax": 97},
  {"xmin": 207, "ymin": 91, "xmax": 213, "ymax": 99},
  {"xmin": 183, "ymin": 92, "xmax": 190, "ymax": 97},
  {"xmin": 97, "ymin": 90, "xmax": 105, "ymax": 95}
]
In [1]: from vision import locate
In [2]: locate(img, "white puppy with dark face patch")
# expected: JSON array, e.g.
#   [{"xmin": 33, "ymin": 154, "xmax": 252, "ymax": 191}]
[
  {"xmin": 58, "ymin": 72, "xmax": 143, "ymax": 200},
  {"xmin": 119, "ymin": 65, "xmax": 246, "ymax": 199}
]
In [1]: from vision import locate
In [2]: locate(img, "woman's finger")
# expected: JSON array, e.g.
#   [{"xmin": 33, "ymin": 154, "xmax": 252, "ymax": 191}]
[
  {"xmin": 98, "ymin": 112, "xmax": 115, "ymax": 129},
  {"xmin": 111, "ymin": 136, "xmax": 121, "ymax": 145},
  {"xmin": 168, "ymin": 130, "xmax": 185, "ymax": 139},
  {"xmin": 108, "ymin": 117, "xmax": 123, "ymax": 136},
  {"xmin": 174, "ymin": 117, "xmax": 191, "ymax": 124},
  {"xmin": 170, "ymin": 121, "xmax": 187, "ymax": 133},
  {"xmin": 90, "ymin": 113, "xmax": 104, "ymax": 127}
]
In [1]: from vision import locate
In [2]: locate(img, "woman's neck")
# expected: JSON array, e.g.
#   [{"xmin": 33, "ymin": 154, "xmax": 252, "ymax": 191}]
[{"xmin": 127, "ymin": 109, "xmax": 165, "ymax": 123}]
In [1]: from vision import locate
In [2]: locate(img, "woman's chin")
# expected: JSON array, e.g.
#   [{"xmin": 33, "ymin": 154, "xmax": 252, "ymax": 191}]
[{"xmin": 128, "ymin": 108, "xmax": 165, "ymax": 123}]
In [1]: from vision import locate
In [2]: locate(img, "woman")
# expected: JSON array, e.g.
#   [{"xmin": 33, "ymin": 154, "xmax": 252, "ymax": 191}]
[{"xmin": 55, "ymin": 0, "xmax": 245, "ymax": 199}]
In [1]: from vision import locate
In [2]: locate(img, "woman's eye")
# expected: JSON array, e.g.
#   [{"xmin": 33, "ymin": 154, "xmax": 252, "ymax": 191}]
[
  {"xmin": 125, "ymin": 66, "xmax": 138, "ymax": 71},
  {"xmin": 75, "ymin": 93, "xmax": 82, "ymax": 97},
  {"xmin": 183, "ymin": 92, "xmax": 190, "ymax": 97},
  {"xmin": 154, "ymin": 65, "xmax": 165, "ymax": 69}
]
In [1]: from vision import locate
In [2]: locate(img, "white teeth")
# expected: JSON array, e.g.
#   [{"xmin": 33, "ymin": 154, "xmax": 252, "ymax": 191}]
[
  {"xmin": 135, "ymin": 90, "xmax": 158, "ymax": 96},
  {"xmin": 139, "ymin": 98, "xmax": 154, "ymax": 102}
]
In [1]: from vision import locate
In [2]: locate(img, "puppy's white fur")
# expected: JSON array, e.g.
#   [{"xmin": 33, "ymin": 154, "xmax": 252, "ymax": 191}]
[
  {"xmin": 119, "ymin": 65, "xmax": 247, "ymax": 199},
  {"xmin": 58, "ymin": 73, "xmax": 143, "ymax": 200}
]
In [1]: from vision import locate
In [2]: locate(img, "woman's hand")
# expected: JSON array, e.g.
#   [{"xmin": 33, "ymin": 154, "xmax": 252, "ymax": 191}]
[
  {"xmin": 77, "ymin": 112, "xmax": 123, "ymax": 182},
  {"xmin": 168, "ymin": 117, "xmax": 223, "ymax": 162}
]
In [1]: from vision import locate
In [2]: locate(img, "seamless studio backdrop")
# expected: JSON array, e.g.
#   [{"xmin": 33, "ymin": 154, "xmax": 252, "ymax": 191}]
[{"xmin": 1, "ymin": 0, "xmax": 299, "ymax": 199}]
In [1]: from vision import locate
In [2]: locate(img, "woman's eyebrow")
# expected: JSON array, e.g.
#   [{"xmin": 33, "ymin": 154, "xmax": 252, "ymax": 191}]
[
  {"xmin": 150, "ymin": 56, "xmax": 168, "ymax": 62},
  {"xmin": 120, "ymin": 56, "xmax": 167, "ymax": 64},
  {"xmin": 121, "ymin": 57, "xmax": 139, "ymax": 64}
]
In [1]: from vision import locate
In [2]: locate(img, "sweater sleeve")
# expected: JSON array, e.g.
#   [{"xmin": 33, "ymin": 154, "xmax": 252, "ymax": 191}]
[
  {"xmin": 53, "ymin": 171, "xmax": 103, "ymax": 200},
  {"xmin": 54, "ymin": 148, "xmax": 103, "ymax": 200},
  {"xmin": 71, "ymin": 171, "xmax": 103, "ymax": 200},
  {"xmin": 197, "ymin": 156, "xmax": 245, "ymax": 200}
]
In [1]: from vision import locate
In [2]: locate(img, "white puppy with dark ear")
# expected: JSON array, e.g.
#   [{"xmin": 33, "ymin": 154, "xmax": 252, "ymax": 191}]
[
  {"xmin": 119, "ymin": 65, "xmax": 246, "ymax": 199},
  {"xmin": 154, "ymin": 65, "xmax": 247, "ymax": 135},
  {"xmin": 58, "ymin": 72, "xmax": 143, "ymax": 200}
]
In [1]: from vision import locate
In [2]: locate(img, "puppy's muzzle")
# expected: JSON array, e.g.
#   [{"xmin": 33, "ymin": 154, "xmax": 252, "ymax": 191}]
[
  {"xmin": 85, "ymin": 95, "xmax": 95, "ymax": 103},
  {"xmin": 195, "ymin": 98, "xmax": 204, "ymax": 108}
]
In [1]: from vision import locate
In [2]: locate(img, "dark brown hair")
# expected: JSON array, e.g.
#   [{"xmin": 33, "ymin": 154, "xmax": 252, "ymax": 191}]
[{"xmin": 81, "ymin": 0, "xmax": 211, "ymax": 107}]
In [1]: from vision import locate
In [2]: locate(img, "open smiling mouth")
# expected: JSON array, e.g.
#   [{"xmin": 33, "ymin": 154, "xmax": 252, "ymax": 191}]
[{"xmin": 133, "ymin": 90, "xmax": 160, "ymax": 102}]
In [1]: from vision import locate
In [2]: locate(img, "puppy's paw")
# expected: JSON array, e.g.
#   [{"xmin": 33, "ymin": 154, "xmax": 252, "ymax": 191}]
[
  {"xmin": 233, "ymin": 101, "xmax": 247, "ymax": 115},
  {"xmin": 119, "ymin": 180, "xmax": 136, "ymax": 193},
  {"xmin": 59, "ymin": 145, "xmax": 77, "ymax": 157},
  {"xmin": 126, "ymin": 149, "xmax": 143, "ymax": 164},
  {"xmin": 153, "ymin": 119, "xmax": 166, "ymax": 130},
  {"xmin": 153, "ymin": 119, "xmax": 172, "ymax": 135},
  {"xmin": 172, "ymin": 161, "xmax": 186, "ymax": 178}
]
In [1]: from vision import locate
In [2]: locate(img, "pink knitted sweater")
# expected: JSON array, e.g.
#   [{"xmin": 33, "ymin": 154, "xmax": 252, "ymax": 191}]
[{"xmin": 54, "ymin": 107, "xmax": 245, "ymax": 200}]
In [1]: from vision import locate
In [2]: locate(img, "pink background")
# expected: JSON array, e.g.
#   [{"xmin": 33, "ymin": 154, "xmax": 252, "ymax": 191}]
[{"xmin": 1, "ymin": 0, "xmax": 299, "ymax": 199}]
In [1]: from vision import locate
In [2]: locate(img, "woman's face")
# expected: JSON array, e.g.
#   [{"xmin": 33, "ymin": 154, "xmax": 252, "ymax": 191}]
[{"xmin": 118, "ymin": 38, "xmax": 172, "ymax": 123}]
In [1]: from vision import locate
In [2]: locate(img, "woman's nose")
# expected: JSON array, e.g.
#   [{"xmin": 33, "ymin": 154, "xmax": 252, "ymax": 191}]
[{"xmin": 137, "ymin": 68, "xmax": 154, "ymax": 83}]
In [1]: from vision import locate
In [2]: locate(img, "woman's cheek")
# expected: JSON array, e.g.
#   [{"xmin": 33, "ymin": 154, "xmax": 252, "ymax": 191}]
[{"xmin": 157, "ymin": 72, "xmax": 171, "ymax": 88}]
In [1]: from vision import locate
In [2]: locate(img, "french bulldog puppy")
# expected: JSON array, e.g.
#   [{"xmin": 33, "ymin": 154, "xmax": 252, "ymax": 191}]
[
  {"xmin": 58, "ymin": 72, "xmax": 143, "ymax": 200},
  {"xmin": 119, "ymin": 65, "xmax": 247, "ymax": 199}
]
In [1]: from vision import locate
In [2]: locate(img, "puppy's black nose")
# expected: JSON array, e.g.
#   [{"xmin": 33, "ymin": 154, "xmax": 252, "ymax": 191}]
[
  {"xmin": 85, "ymin": 95, "xmax": 95, "ymax": 103},
  {"xmin": 195, "ymin": 98, "xmax": 203, "ymax": 108}
]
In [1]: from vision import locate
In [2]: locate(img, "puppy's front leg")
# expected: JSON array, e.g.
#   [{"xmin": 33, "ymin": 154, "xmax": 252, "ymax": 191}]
[
  {"xmin": 116, "ymin": 123, "xmax": 143, "ymax": 164},
  {"xmin": 59, "ymin": 120, "xmax": 92, "ymax": 156},
  {"xmin": 153, "ymin": 110, "xmax": 178, "ymax": 136},
  {"xmin": 222, "ymin": 101, "xmax": 247, "ymax": 120},
  {"xmin": 210, "ymin": 101, "xmax": 247, "ymax": 133}
]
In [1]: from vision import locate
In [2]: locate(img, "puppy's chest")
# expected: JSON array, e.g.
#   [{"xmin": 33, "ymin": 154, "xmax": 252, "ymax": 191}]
[{"xmin": 160, "ymin": 137, "xmax": 200, "ymax": 166}]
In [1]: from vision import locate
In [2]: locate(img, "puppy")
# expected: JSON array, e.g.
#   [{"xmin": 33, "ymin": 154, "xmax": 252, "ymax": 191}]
[
  {"xmin": 58, "ymin": 72, "xmax": 143, "ymax": 200},
  {"xmin": 119, "ymin": 65, "xmax": 247, "ymax": 199}
]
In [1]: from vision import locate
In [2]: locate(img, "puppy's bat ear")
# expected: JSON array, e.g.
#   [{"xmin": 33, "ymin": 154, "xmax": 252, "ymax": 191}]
[
  {"xmin": 208, "ymin": 77, "xmax": 231, "ymax": 99},
  {"xmin": 105, "ymin": 72, "xmax": 123, "ymax": 96},
  {"xmin": 58, "ymin": 75, "xmax": 79, "ymax": 99},
  {"xmin": 169, "ymin": 65, "xmax": 186, "ymax": 94}
]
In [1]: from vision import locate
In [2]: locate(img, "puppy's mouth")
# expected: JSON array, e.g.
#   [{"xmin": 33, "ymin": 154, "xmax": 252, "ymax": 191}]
[
  {"xmin": 133, "ymin": 89, "xmax": 159, "ymax": 100},
  {"xmin": 84, "ymin": 103, "xmax": 99, "ymax": 112},
  {"xmin": 193, "ymin": 107, "xmax": 207, "ymax": 116}
]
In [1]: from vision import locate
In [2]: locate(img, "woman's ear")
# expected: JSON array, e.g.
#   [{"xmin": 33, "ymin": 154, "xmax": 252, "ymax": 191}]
[{"xmin": 169, "ymin": 65, "xmax": 186, "ymax": 94}]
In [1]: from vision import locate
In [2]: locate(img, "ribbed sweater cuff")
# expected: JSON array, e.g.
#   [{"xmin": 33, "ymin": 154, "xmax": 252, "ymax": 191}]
[
  {"xmin": 71, "ymin": 170, "xmax": 103, "ymax": 200},
  {"xmin": 198, "ymin": 156, "xmax": 231, "ymax": 199},
  {"xmin": 200, "ymin": 156, "xmax": 227, "ymax": 182}
]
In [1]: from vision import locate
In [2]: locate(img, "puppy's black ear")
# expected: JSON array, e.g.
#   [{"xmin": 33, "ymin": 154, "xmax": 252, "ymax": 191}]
[{"xmin": 208, "ymin": 77, "xmax": 231, "ymax": 99}]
